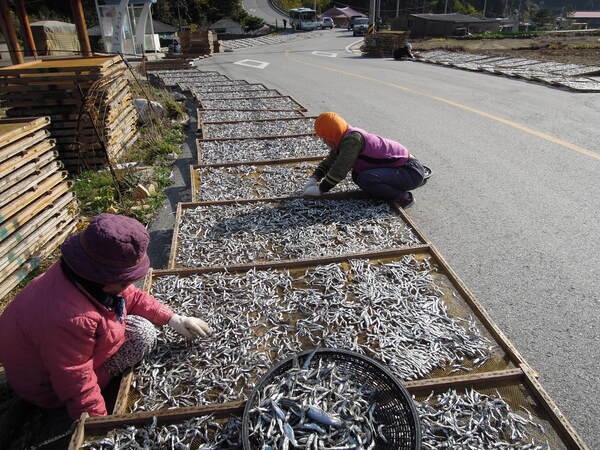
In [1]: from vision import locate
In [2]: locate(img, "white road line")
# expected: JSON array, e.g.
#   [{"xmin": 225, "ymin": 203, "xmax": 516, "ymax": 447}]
[
  {"xmin": 233, "ymin": 59, "xmax": 270, "ymax": 69},
  {"xmin": 312, "ymin": 51, "xmax": 337, "ymax": 57},
  {"xmin": 345, "ymin": 40, "xmax": 363, "ymax": 53}
]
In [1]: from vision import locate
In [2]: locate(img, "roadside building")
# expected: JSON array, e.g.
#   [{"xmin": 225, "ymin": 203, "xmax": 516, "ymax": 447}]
[
  {"xmin": 320, "ymin": 6, "xmax": 366, "ymax": 29},
  {"xmin": 209, "ymin": 18, "xmax": 244, "ymax": 36},
  {"xmin": 565, "ymin": 11, "xmax": 600, "ymax": 29},
  {"xmin": 402, "ymin": 13, "xmax": 501, "ymax": 37}
]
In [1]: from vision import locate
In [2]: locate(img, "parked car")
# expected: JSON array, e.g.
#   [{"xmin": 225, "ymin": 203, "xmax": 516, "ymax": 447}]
[
  {"xmin": 320, "ymin": 17, "xmax": 334, "ymax": 29},
  {"xmin": 352, "ymin": 17, "xmax": 369, "ymax": 36},
  {"xmin": 347, "ymin": 15, "xmax": 364, "ymax": 30}
]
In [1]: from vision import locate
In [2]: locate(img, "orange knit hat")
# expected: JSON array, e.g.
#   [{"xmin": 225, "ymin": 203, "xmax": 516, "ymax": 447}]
[{"xmin": 314, "ymin": 112, "xmax": 348, "ymax": 146}]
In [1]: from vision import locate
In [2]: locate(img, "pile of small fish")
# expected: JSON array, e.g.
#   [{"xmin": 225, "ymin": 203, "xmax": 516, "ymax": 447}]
[
  {"xmin": 195, "ymin": 89, "xmax": 283, "ymax": 101},
  {"xmin": 147, "ymin": 69, "xmax": 223, "ymax": 87},
  {"xmin": 198, "ymin": 136, "xmax": 327, "ymax": 164},
  {"xmin": 200, "ymin": 97, "xmax": 303, "ymax": 111},
  {"xmin": 175, "ymin": 199, "xmax": 423, "ymax": 267},
  {"xmin": 191, "ymin": 83, "xmax": 269, "ymax": 95},
  {"xmin": 182, "ymin": 80, "xmax": 249, "ymax": 92},
  {"xmin": 201, "ymin": 118, "xmax": 314, "ymax": 140},
  {"xmin": 246, "ymin": 356, "xmax": 399, "ymax": 449},
  {"xmin": 195, "ymin": 162, "xmax": 355, "ymax": 201},
  {"xmin": 81, "ymin": 415, "xmax": 242, "ymax": 449},
  {"xmin": 416, "ymin": 388, "xmax": 549, "ymax": 449},
  {"xmin": 132, "ymin": 256, "xmax": 493, "ymax": 411},
  {"xmin": 199, "ymin": 109, "xmax": 303, "ymax": 123}
]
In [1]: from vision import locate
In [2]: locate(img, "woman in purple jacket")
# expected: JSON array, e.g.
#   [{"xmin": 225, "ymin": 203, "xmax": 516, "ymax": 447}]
[
  {"xmin": 303, "ymin": 112, "xmax": 429, "ymax": 208},
  {"xmin": 0, "ymin": 213, "xmax": 213, "ymax": 420}
]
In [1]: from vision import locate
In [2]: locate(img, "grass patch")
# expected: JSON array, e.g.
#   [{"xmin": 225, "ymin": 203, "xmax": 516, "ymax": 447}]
[{"xmin": 69, "ymin": 80, "xmax": 186, "ymax": 225}]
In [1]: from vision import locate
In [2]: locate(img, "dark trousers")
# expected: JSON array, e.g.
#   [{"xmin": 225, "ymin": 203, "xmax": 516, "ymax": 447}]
[{"xmin": 353, "ymin": 159, "xmax": 425, "ymax": 201}]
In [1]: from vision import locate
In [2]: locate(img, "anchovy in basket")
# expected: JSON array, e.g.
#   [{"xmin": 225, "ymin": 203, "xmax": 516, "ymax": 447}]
[{"xmin": 247, "ymin": 358, "xmax": 380, "ymax": 449}]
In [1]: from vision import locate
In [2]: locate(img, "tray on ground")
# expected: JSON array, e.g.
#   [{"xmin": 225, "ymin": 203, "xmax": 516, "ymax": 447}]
[
  {"xmin": 74, "ymin": 367, "xmax": 587, "ymax": 449},
  {"xmin": 196, "ymin": 134, "xmax": 328, "ymax": 165},
  {"xmin": 404, "ymin": 366, "xmax": 588, "ymax": 450},
  {"xmin": 198, "ymin": 96, "xmax": 306, "ymax": 111},
  {"xmin": 190, "ymin": 157, "xmax": 354, "ymax": 202},
  {"xmin": 115, "ymin": 245, "xmax": 527, "ymax": 415},
  {"xmin": 197, "ymin": 108, "xmax": 305, "ymax": 125},
  {"xmin": 169, "ymin": 196, "xmax": 427, "ymax": 268},
  {"xmin": 199, "ymin": 116, "xmax": 315, "ymax": 139}
]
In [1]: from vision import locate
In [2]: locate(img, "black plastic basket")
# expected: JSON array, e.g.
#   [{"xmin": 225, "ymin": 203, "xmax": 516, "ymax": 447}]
[{"xmin": 242, "ymin": 348, "xmax": 421, "ymax": 450}]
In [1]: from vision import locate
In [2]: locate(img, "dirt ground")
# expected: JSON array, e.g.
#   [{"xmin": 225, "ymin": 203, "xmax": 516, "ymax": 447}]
[{"xmin": 413, "ymin": 32, "xmax": 600, "ymax": 67}]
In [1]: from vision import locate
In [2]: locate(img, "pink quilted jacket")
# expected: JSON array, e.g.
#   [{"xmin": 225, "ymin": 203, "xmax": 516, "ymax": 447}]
[{"xmin": 0, "ymin": 262, "xmax": 173, "ymax": 419}]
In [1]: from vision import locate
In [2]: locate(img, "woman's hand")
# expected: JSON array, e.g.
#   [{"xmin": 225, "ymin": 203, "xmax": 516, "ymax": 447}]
[{"xmin": 168, "ymin": 314, "xmax": 214, "ymax": 339}]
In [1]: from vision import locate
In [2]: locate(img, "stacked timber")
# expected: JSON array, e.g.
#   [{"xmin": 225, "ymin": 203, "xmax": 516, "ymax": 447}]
[
  {"xmin": 179, "ymin": 30, "xmax": 215, "ymax": 55},
  {"xmin": 0, "ymin": 56, "xmax": 139, "ymax": 173},
  {"xmin": 0, "ymin": 117, "xmax": 79, "ymax": 300},
  {"xmin": 362, "ymin": 30, "xmax": 409, "ymax": 57}
]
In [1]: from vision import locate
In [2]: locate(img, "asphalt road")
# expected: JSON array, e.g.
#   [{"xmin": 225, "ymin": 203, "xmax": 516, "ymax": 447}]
[
  {"xmin": 242, "ymin": 0, "xmax": 288, "ymax": 27},
  {"xmin": 188, "ymin": 30, "xmax": 600, "ymax": 446}
]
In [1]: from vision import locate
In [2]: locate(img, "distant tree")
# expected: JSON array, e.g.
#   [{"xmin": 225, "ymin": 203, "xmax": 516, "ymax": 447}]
[
  {"xmin": 532, "ymin": 8, "xmax": 555, "ymax": 28},
  {"xmin": 241, "ymin": 15, "xmax": 266, "ymax": 31}
]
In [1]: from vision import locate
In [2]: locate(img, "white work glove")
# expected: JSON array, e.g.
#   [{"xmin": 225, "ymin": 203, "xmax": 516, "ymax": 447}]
[
  {"xmin": 303, "ymin": 184, "xmax": 322, "ymax": 197},
  {"xmin": 302, "ymin": 176, "xmax": 318, "ymax": 191},
  {"xmin": 168, "ymin": 314, "xmax": 214, "ymax": 339}
]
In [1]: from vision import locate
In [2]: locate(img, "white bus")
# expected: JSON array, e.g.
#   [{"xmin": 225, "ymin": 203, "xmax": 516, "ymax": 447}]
[{"xmin": 289, "ymin": 8, "xmax": 319, "ymax": 31}]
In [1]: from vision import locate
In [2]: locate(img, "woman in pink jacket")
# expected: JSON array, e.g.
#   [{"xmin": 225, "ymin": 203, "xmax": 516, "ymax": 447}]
[{"xmin": 0, "ymin": 213, "xmax": 213, "ymax": 420}]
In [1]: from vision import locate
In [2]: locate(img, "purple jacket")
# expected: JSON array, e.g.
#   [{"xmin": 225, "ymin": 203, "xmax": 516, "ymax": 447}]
[
  {"xmin": 348, "ymin": 126, "xmax": 410, "ymax": 174},
  {"xmin": 0, "ymin": 262, "xmax": 173, "ymax": 419}
]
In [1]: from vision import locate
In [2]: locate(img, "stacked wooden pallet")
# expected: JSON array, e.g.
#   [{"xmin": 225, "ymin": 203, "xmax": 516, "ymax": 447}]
[
  {"xmin": 362, "ymin": 30, "xmax": 409, "ymax": 57},
  {"xmin": 0, "ymin": 56, "xmax": 139, "ymax": 173},
  {"xmin": 0, "ymin": 117, "xmax": 79, "ymax": 300}
]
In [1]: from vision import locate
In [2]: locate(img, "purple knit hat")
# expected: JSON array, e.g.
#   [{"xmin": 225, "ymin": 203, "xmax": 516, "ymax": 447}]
[{"xmin": 61, "ymin": 213, "xmax": 150, "ymax": 285}]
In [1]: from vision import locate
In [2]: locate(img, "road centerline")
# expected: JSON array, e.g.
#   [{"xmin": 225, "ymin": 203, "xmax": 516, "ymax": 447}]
[{"xmin": 284, "ymin": 51, "xmax": 599, "ymax": 161}]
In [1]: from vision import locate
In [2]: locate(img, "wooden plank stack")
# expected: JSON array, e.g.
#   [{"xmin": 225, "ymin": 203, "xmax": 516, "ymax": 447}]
[
  {"xmin": 362, "ymin": 30, "xmax": 409, "ymax": 57},
  {"xmin": 0, "ymin": 117, "xmax": 79, "ymax": 300},
  {"xmin": 0, "ymin": 56, "xmax": 139, "ymax": 173}
]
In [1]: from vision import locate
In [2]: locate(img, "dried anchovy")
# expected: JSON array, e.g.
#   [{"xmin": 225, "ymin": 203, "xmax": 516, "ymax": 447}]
[
  {"xmin": 149, "ymin": 70, "xmax": 232, "ymax": 87},
  {"xmin": 201, "ymin": 118, "xmax": 314, "ymax": 139},
  {"xmin": 247, "ymin": 359, "xmax": 382, "ymax": 449},
  {"xmin": 200, "ymin": 97, "xmax": 303, "ymax": 111},
  {"xmin": 132, "ymin": 257, "xmax": 493, "ymax": 411},
  {"xmin": 416, "ymin": 388, "xmax": 549, "ymax": 449},
  {"xmin": 199, "ymin": 109, "xmax": 304, "ymax": 123},
  {"xmin": 179, "ymin": 80, "xmax": 249, "ymax": 92},
  {"xmin": 196, "ymin": 162, "xmax": 355, "ymax": 201},
  {"xmin": 198, "ymin": 135, "xmax": 327, "ymax": 164},
  {"xmin": 191, "ymin": 83, "xmax": 270, "ymax": 95},
  {"xmin": 175, "ymin": 199, "xmax": 423, "ymax": 267},
  {"xmin": 81, "ymin": 415, "xmax": 242, "ymax": 449},
  {"xmin": 195, "ymin": 89, "xmax": 284, "ymax": 101}
]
